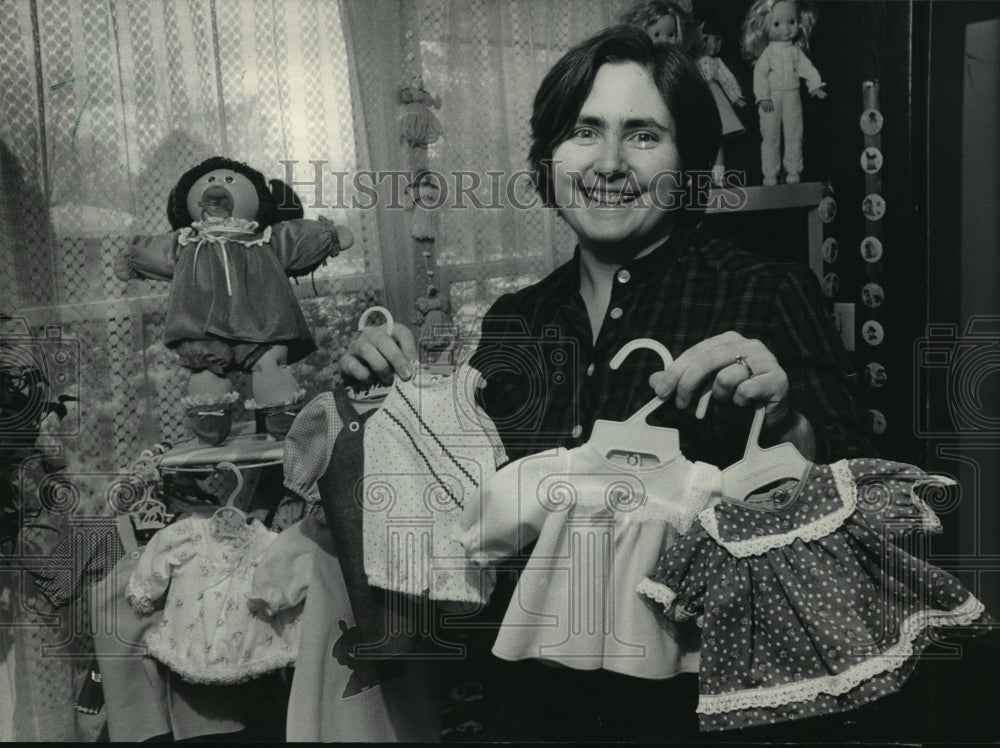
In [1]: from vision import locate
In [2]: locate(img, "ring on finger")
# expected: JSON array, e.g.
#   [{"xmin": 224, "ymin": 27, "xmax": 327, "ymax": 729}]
[{"xmin": 734, "ymin": 354, "xmax": 755, "ymax": 379}]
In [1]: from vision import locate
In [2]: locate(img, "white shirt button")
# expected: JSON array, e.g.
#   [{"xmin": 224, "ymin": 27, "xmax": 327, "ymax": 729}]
[
  {"xmin": 617, "ymin": 269, "xmax": 631, "ymax": 284},
  {"xmin": 586, "ymin": 363, "xmax": 595, "ymax": 376},
  {"xmin": 609, "ymin": 307, "xmax": 623, "ymax": 320},
  {"xmin": 571, "ymin": 425, "xmax": 583, "ymax": 439},
  {"xmin": 131, "ymin": 550, "xmax": 141, "ymax": 559}
]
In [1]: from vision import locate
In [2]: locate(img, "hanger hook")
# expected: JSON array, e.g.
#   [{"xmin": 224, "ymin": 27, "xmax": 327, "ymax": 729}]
[
  {"xmin": 358, "ymin": 306, "xmax": 395, "ymax": 336},
  {"xmin": 217, "ymin": 461, "xmax": 244, "ymax": 507},
  {"xmin": 609, "ymin": 338, "xmax": 673, "ymax": 371}
]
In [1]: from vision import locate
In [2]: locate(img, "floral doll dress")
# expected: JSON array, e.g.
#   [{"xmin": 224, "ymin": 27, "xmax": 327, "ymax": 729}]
[
  {"xmin": 127, "ymin": 515, "xmax": 301, "ymax": 685},
  {"xmin": 637, "ymin": 458, "xmax": 991, "ymax": 732}
]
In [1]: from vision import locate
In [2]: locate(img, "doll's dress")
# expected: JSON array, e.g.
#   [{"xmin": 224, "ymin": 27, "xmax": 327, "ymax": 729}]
[
  {"xmin": 637, "ymin": 458, "xmax": 991, "ymax": 732},
  {"xmin": 119, "ymin": 217, "xmax": 344, "ymax": 364},
  {"xmin": 126, "ymin": 515, "xmax": 301, "ymax": 685},
  {"xmin": 461, "ymin": 444, "xmax": 721, "ymax": 679},
  {"xmin": 697, "ymin": 55, "xmax": 745, "ymax": 136}
]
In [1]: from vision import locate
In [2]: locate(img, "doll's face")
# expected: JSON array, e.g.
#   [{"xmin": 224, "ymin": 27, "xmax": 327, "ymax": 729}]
[
  {"xmin": 645, "ymin": 14, "xmax": 679, "ymax": 45},
  {"xmin": 185, "ymin": 169, "xmax": 260, "ymax": 223},
  {"xmin": 701, "ymin": 33, "xmax": 722, "ymax": 56},
  {"xmin": 767, "ymin": 1, "xmax": 800, "ymax": 42}
]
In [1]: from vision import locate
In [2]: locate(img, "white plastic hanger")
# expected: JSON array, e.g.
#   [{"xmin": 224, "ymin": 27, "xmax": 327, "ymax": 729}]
[
  {"xmin": 587, "ymin": 339, "xmax": 710, "ymax": 466},
  {"xmin": 210, "ymin": 461, "xmax": 251, "ymax": 540},
  {"xmin": 720, "ymin": 405, "xmax": 811, "ymax": 502},
  {"xmin": 130, "ymin": 489, "xmax": 169, "ymax": 532}
]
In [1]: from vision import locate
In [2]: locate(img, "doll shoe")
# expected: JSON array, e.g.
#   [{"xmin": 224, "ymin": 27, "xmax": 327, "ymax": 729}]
[
  {"xmin": 259, "ymin": 403, "xmax": 302, "ymax": 440},
  {"xmin": 785, "ymin": 172, "xmax": 801, "ymax": 184},
  {"xmin": 762, "ymin": 175, "xmax": 778, "ymax": 186},
  {"xmin": 245, "ymin": 391, "xmax": 305, "ymax": 440},
  {"xmin": 187, "ymin": 408, "xmax": 233, "ymax": 446},
  {"xmin": 181, "ymin": 392, "xmax": 240, "ymax": 446}
]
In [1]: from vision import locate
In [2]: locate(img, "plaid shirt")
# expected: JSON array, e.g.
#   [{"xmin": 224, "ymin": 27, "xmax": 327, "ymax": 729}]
[{"xmin": 470, "ymin": 225, "xmax": 874, "ymax": 466}]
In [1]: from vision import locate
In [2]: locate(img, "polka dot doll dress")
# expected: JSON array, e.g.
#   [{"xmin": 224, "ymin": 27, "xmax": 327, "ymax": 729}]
[{"xmin": 637, "ymin": 458, "xmax": 992, "ymax": 732}]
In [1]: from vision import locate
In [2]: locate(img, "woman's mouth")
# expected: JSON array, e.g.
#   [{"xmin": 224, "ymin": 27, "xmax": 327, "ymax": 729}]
[{"xmin": 579, "ymin": 183, "xmax": 641, "ymax": 207}]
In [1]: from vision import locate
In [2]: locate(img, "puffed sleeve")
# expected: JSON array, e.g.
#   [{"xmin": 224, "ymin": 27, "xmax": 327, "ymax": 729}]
[
  {"xmin": 636, "ymin": 521, "xmax": 724, "ymax": 625},
  {"xmin": 267, "ymin": 217, "xmax": 347, "ymax": 277},
  {"xmin": 247, "ymin": 515, "xmax": 330, "ymax": 617},
  {"xmin": 115, "ymin": 231, "xmax": 185, "ymax": 282},
  {"xmin": 125, "ymin": 518, "xmax": 200, "ymax": 615},
  {"xmin": 460, "ymin": 448, "xmax": 563, "ymax": 565},
  {"xmin": 847, "ymin": 457, "xmax": 950, "ymax": 535}
]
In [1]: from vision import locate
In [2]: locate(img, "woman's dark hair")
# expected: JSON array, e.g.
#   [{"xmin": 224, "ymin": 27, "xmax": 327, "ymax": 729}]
[
  {"xmin": 166, "ymin": 156, "xmax": 304, "ymax": 230},
  {"xmin": 528, "ymin": 25, "xmax": 721, "ymax": 210}
]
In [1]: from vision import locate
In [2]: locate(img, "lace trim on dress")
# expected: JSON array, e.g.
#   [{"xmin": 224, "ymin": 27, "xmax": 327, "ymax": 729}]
[
  {"xmin": 143, "ymin": 639, "xmax": 298, "ymax": 686},
  {"xmin": 699, "ymin": 460, "xmax": 857, "ymax": 558},
  {"xmin": 635, "ymin": 578, "xmax": 677, "ymax": 613},
  {"xmin": 697, "ymin": 594, "xmax": 987, "ymax": 714},
  {"xmin": 125, "ymin": 579, "xmax": 156, "ymax": 615}
]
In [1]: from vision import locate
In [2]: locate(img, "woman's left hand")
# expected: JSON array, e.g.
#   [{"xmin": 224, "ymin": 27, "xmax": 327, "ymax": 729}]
[{"xmin": 648, "ymin": 331, "xmax": 791, "ymax": 428}]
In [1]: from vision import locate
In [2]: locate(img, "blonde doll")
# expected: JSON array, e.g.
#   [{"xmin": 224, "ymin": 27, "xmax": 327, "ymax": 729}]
[
  {"xmin": 619, "ymin": 0, "xmax": 697, "ymax": 54},
  {"xmin": 741, "ymin": 0, "xmax": 826, "ymax": 185}
]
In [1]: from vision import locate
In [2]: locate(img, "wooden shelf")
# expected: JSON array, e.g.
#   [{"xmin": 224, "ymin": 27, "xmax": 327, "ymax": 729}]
[{"xmin": 705, "ymin": 182, "xmax": 825, "ymax": 214}]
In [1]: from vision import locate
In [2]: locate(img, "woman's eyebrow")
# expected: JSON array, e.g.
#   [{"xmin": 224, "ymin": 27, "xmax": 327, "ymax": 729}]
[
  {"xmin": 576, "ymin": 114, "xmax": 671, "ymax": 131},
  {"xmin": 622, "ymin": 116, "xmax": 671, "ymax": 131}
]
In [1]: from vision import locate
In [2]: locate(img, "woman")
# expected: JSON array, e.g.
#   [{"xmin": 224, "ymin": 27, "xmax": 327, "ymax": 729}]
[{"xmin": 340, "ymin": 26, "xmax": 872, "ymax": 740}]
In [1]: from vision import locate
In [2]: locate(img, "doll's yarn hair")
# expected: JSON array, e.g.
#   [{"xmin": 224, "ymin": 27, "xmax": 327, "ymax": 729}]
[
  {"xmin": 741, "ymin": 0, "xmax": 818, "ymax": 60},
  {"xmin": 166, "ymin": 156, "xmax": 304, "ymax": 230},
  {"xmin": 619, "ymin": 0, "xmax": 697, "ymax": 53}
]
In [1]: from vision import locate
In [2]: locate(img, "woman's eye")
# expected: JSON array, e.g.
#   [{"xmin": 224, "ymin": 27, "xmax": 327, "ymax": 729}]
[
  {"xmin": 225, "ymin": 176, "xmax": 234, "ymax": 183},
  {"xmin": 630, "ymin": 132, "xmax": 658, "ymax": 147},
  {"xmin": 207, "ymin": 176, "xmax": 216, "ymax": 182},
  {"xmin": 573, "ymin": 127, "xmax": 597, "ymax": 139}
]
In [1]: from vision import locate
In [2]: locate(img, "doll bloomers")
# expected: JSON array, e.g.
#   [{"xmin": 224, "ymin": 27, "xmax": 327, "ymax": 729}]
[{"xmin": 115, "ymin": 157, "xmax": 354, "ymax": 445}]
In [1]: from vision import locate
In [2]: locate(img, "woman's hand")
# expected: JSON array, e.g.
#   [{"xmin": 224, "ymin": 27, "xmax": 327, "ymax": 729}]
[
  {"xmin": 648, "ymin": 331, "xmax": 792, "ymax": 428},
  {"xmin": 338, "ymin": 323, "xmax": 418, "ymax": 386},
  {"xmin": 759, "ymin": 99, "xmax": 774, "ymax": 113}
]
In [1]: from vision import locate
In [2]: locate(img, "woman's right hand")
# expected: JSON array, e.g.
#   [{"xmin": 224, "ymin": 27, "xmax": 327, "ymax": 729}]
[{"xmin": 338, "ymin": 322, "xmax": 419, "ymax": 385}]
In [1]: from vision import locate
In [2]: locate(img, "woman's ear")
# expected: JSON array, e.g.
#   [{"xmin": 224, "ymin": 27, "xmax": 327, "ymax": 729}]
[{"xmin": 269, "ymin": 178, "xmax": 305, "ymax": 223}]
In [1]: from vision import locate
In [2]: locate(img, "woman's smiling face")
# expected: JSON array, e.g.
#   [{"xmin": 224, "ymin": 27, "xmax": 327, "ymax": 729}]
[{"xmin": 551, "ymin": 61, "xmax": 683, "ymax": 256}]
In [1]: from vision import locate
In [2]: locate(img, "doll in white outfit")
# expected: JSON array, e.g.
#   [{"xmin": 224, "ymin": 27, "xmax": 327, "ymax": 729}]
[{"xmin": 742, "ymin": 0, "xmax": 827, "ymax": 185}]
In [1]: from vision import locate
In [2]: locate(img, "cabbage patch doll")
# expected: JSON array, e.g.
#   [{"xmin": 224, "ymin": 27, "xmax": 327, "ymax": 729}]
[
  {"xmin": 741, "ymin": 0, "xmax": 827, "ymax": 185},
  {"xmin": 114, "ymin": 157, "xmax": 354, "ymax": 445}
]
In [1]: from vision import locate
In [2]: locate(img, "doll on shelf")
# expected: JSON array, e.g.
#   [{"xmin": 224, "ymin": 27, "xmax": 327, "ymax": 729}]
[
  {"xmin": 741, "ymin": 0, "xmax": 827, "ymax": 185},
  {"xmin": 619, "ymin": 0, "xmax": 697, "ymax": 53},
  {"xmin": 695, "ymin": 14, "xmax": 746, "ymax": 186},
  {"xmin": 114, "ymin": 157, "xmax": 354, "ymax": 445}
]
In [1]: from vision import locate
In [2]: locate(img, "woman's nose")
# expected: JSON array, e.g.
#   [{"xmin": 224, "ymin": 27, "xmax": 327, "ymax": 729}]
[{"xmin": 593, "ymin": 136, "xmax": 626, "ymax": 176}]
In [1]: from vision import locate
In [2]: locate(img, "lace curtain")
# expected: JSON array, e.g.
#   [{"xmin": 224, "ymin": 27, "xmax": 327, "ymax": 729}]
[
  {"xmin": 361, "ymin": 0, "xmax": 635, "ymax": 339},
  {"xmin": 1, "ymin": 0, "xmax": 379, "ymax": 473}
]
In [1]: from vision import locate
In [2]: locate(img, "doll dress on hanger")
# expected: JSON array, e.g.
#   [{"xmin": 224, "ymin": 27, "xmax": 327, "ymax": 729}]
[
  {"xmin": 126, "ymin": 515, "xmax": 301, "ymax": 685},
  {"xmin": 637, "ymin": 457, "xmax": 991, "ymax": 732},
  {"xmin": 461, "ymin": 443, "xmax": 722, "ymax": 679},
  {"xmin": 362, "ymin": 363, "xmax": 507, "ymax": 607}
]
